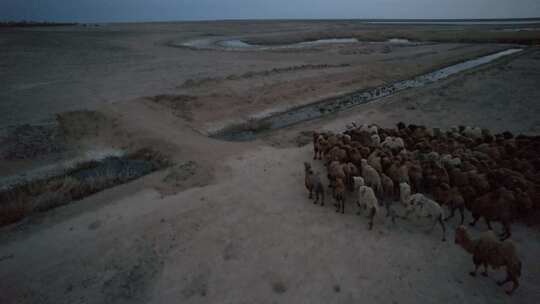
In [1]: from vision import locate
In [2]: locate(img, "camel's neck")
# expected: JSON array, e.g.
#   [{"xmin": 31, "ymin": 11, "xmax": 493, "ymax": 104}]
[{"xmin": 400, "ymin": 189, "xmax": 411, "ymax": 205}]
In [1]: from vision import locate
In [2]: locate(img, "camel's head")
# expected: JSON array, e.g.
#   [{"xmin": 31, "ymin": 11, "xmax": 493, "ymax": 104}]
[
  {"xmin": 399, "ymin": 182, "xmax": 411, "ymax": 195},
  {"xmin": 353, "ymin": 176, "xmax": 365, "ymax": 189}
]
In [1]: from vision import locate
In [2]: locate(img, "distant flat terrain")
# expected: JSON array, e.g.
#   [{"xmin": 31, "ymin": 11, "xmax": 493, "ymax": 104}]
[{"xmin": 1, "ymin": 20, "xmax": 539, "ymax": 128}]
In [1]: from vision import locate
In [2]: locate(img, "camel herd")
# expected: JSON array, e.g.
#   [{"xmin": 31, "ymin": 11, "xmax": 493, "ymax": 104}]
[{"xmin": 304, "ymin": 122, "xmax": 540, "ymax": 295}]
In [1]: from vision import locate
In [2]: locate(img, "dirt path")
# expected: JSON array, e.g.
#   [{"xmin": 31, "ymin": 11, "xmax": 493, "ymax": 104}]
[{"xmin": 1, "ymin": 142, "xmax": 540, "ymax": 304}]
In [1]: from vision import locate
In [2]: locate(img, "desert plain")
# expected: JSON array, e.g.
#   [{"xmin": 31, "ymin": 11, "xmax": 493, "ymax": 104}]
[{"xmin": 1, "ymin": 20, "xmax": 540, "ymax": 303}]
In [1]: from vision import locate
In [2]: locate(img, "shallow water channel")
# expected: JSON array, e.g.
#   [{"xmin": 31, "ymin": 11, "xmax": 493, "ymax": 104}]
[{"xmin": 212, "ymin": 48, "xmax": 523, "ymax": 141}]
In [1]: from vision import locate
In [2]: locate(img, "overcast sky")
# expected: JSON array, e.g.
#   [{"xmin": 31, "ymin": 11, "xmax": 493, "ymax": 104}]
[{"xmin": 1, "ymin": 0, "xmax": 539, "ymax": 23}]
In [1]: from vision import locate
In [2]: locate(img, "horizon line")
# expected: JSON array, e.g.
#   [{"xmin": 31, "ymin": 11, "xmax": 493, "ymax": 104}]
[{"xmin": 2, "ymin": 16, "xmax": 540, "ymax": 24}]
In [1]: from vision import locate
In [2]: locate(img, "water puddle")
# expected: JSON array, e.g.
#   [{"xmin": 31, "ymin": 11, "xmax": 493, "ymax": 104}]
[
  {"xmin": 217, "ymin": 39, "xmax": 255, "ymax": 49},
  {"xmin": 181, "ymin": 38, "xmax": 215, "ymax": 49},
  {"xmin": 211, "ymin": 48, "xmax": 523, "ymax": 141},
  {"xmin": 296, "ymin": 38, "xmax": 359, "ymax": 46},
  {"xmin": 387, "ymin": 38, "xmax": 413, "ymax": 44},
  {"xmin": 68, "ymin": 157, "xmax": 159, "ymax": 182},
  {"xmin": 182, "ymin": 37, "xmax": 360, "ymax": 50},
  {"xmin": 181, "ymin": 37, "xmax": 426, "ymax": 51}
]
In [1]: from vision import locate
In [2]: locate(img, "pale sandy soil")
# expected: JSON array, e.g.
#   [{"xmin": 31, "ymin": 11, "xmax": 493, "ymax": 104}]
[{"xmin": 1, "ymin": 21, "xmax": 540, "ymax": 304}]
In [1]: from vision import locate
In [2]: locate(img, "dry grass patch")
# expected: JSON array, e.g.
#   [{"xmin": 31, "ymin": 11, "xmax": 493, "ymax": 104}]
[{"xmin": 0, "ymin": 149, "xmax": 169, "ymax": 227}]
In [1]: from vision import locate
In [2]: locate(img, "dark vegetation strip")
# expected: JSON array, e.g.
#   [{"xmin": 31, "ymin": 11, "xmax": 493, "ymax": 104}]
[
  {"xmin": 180, "ymin": 63, "xmax": 351, "ymax": 88},
  {"xmin": 0, "ymin": 149, "xmax": 170, "ymax": 227}
]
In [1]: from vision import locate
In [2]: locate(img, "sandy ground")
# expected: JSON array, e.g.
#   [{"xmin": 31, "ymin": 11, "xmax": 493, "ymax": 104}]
[
  {"xmin": 2, "ymin": 21, "xmax": 536, "ymax": 128},
  {"xmin": 1, "ymin": 21, "xmax": 540, "ymax": 304}
]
